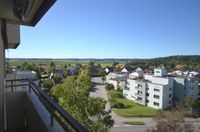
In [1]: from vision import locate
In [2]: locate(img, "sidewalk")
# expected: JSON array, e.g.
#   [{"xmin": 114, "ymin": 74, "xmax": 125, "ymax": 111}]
[{"xmin": 111, "ymin": 111, "xmax": 156, "ymax": 126}]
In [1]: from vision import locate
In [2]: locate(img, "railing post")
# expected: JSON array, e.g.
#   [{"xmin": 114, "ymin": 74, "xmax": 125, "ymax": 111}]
[
  {"xmin": 11, "ymin": 81, "xmax": 13, "ymax": 93},
  {"xmin": 50, "ymin": 108, "xmax": 55, "ymax": 127},
  {"xmin": 28, "ymin": 80, "xmax": 31, "ymax": 94},
  {"xmin": 0, "ymin": 19, "xmax": 6, "ymax": 132}
]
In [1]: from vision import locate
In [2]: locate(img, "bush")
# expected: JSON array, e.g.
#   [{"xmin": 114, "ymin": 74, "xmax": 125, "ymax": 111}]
[
  {"xmin": 105, "ymin": 83, "xmax": 115, "ymax": 90},
  {"xmin": 43, "ymin": 79, "xmax": 54, "ymax": 90},
  {"xmin": 108, "ymin": 90, "xmax": 123, "ymax": 99},
  {"xmin": 113, "ymin": 102, "xmax": 125, "ymax": 108},
  {"xmin": 110, "ymin": 98, "xmax": 125, "ymax": 108},
  {"xmin": 116, "ymin": 86, "xmax": 122, "ymax": 92}
]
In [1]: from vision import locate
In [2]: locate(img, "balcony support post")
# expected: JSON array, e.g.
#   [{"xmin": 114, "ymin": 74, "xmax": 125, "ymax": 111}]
[{"xmin": 0, "ymin": 19, "xmax": 6, "ymax": 131}]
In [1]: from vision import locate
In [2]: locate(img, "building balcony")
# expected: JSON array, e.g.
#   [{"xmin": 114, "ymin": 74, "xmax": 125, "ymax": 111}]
[
  {"xmin": 4, "ymin": 79, "xmax": 88, "ymax": 132},
  {"xmin": 135, "ymin": 86, "xmax": 143, "ymax": 91},
  {"xmin": 124, "ymin": 86, "xmax": 130, "ymax": 91},
  {"xmin": 134, "ymin": 98, "xmax": 143, "ymax": 104},
  {"xmin": 135, "ymin": 93, "xmax": 143, "ymax": 97}
]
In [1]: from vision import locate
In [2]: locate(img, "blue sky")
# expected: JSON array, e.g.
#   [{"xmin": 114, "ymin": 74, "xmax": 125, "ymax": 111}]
[{"xmin": 7, "ymin": 0, "xmax": 200, "ymax": 59}]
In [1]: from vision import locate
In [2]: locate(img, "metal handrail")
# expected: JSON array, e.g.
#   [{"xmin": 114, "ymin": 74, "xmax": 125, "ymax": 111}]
[{"xmin": 6, "ymin": 79, "xmax": 88, "ymax": 132}]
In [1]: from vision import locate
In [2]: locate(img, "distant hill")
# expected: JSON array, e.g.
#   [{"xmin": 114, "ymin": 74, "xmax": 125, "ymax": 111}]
[
  {"xmin": 7, "ymin": 55, "xmax": 200, "ymax": 64},
  {"xmin": 151, "ymin": 55, "xmax": 200, "ymax": 63}
]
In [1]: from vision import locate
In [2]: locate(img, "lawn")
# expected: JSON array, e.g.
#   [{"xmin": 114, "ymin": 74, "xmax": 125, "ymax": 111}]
[
  {"xmin": 123, "ymin": 121, "xmax": 145, "ymax": 125},
  {"xmin": 113, "ymin": 98, "xmax": 157, "ymax": 117}
]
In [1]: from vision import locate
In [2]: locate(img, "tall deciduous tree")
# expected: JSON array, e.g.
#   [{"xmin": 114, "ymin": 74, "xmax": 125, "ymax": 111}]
[
  {"xmin": 51, "ymin": 70, "xmax": 114, "ymax": 131},
  {"xmin": 88, "ymin": 61, "xmax": 95, "ymax": 67},
  {"xmin": 112, "ymin": 62, "xmax": 119, "ymax": 67},
  {"xmin": 146, "ymin": 104, "xmax": 197, "ymax": 132}
]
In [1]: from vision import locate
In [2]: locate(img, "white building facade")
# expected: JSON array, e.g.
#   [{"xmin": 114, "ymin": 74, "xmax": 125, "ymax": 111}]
[
  {"xmin": 123, "ymin": 68, "xmax": 198, "ymax": 110},
  {"xmin": 106, "ymin": 72, "xmax": 127, "ymax": 90},
  {"xmin": 173, "ymin": 76, "xmax": 199, "ymax": 101},
  {"xmin": 123, "ymin": 75, "xmax": 173, "ymax": 109}
]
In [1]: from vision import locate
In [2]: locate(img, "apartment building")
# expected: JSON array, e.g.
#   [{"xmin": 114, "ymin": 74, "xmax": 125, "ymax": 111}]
[
  {"xmin": 123, "ymin": 67, "xmax": 199, "ymax": 110},
  {"xmin": 124, "ymin": 79, "xmax": 147, "ymax": 106},
  {"xmin": 124, "ymin": 68, "xmax": 173, "ymax": 109},
  {"xmin": 173, "ymin": 76, "xmax": 199, "ymax": 102}
]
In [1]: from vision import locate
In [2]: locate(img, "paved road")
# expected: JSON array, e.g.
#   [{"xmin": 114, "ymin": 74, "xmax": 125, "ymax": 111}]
[
  {"xmin": 90, "ymin": 77, "xmax": 111, "ymax": 111},
  {"xmin": 90, "ymin": 77, "xmax": 155, "ymax": 132}
]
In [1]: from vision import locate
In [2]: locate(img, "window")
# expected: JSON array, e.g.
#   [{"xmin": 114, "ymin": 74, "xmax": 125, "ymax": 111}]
[
  {"xmin": 154, "ymin": 88, "xmax": 160, "ymax": 92},
  {"xmin": 169, "ymin": 88, "xmax": 172, "ymax": 91},
  {"xmin": 154, "ymin": 102, "xmax": 159, "ymax": 106},
  {"xmin": 154, "ymin": 95, "xmax": 160, "ymax": 99},
  {"xmin": 138, "ymin": 91, "xmax": 142, "ymax": 95},
  {"xmin": 124, "ymin": 94, "xmax": 128, "ymax": 96},
  {"xmin": 125, "ymin": 87, "xmax": 130, "ymax": 90},
  {"xmin": 146, "ymin": 93, "xmax": 149, "ymax": 96},
  {"xmin": 169, "ymin": 94, "xmax": 172, "ymax": 98},
  {"xmin": 156, "ymin": 71, "xmax": 160, "ymax": 73},
  {"xmin": 169, "ymin": 101, "xmax": 172, "ymax": 104},
  {"xmin": 137, "ymin": 97, "xmax": 142, "ymax": 102},
  {"xmin": 146, "ymin": 100, "xmax": 149, "ymax": 103},
  {"xmin": 127, "ymin": 81, "xmax": 130, "ymax": 85}
]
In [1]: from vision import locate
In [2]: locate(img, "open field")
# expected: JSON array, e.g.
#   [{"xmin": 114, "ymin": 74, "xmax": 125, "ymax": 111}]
[
  {"xmin": 6, "ymin": 59, "xmax": 113, "ymax": 67},
  {"xmin": 113, "ymin": 98, "xmax": 158, "ymax": 117}
]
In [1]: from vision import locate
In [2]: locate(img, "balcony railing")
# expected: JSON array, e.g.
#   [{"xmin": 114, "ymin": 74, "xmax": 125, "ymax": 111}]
[
  {"xmin": 5, "ymin": 79, "xmax": 88, "ymax": 132},
  {"xmin": 124, "ymin": 86, "xmax": 130, "ymax": 91},
  {"xmin": 135, "ymin": 92, "xmax": 143, "ymax": 97},
  {"xmin": 135, "ymin": 86, "xmax": 143, "ymax": 91},
  {"xmin": 135, "ymin": 98, "xmax": 143, "ymax": 103}
]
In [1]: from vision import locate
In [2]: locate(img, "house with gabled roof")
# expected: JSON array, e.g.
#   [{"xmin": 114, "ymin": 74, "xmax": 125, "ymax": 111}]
[{"xmin": 104, "ymin": 67, "xmax": 114, "ymax": 74}]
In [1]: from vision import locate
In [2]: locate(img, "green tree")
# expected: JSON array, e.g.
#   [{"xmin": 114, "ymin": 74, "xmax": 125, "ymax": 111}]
[
  {"xmin": 21, "ymin": 62, "xmax": 28, "ymax": 69},
  {"xmin": 97, "ymin": 63, "xmax": 102, "ymax": 68},
  {"xmin": 51, "ymin": 70, "xmax": 114, "ymax": 131},
  {"xmin": 102, "ymin": 76, "xmax": 106, "ymax": 84},
  {"xmin": 105, "ymin": 83, "xmax": 115, "ymax": 90},
  {"xmin": 169, "ymin": 61, "xmax": 175, "ymax": 71},
  {"xmin": 43, "ymin": 79, "xmax": 54, "ymax": 91},
  {"xmin": 88, "ymin": 61, "xmax": 95, "ymax": 67},
  {"xmin": 50, "ymin": 62, "xmax": 55, "ymax": 67},
  {"xmin": 112, "ymin": 62, "xmax": 119, "ymax": 67},
  {"xmin": 76, "ymin": 63, "xmax": 82, "ymax": 68},
  {"xmin": 53, "ymin": 73, "xmax": 62, "ymax": 84},
  {"xmin": 184, "ymin": 97, "xmax": 197, "ymax": 116},
  {"xmin": 149, "ymin": 108, "xmax": 194, "ymax": 132},
  {"xmin": 64, "ymin": 64, "xmax": 67, "ymax": 69}
]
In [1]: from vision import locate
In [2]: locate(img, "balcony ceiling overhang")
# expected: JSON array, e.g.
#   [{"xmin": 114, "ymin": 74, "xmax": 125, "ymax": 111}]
[
  {"xmin": 0, "ymin": 0, "xmax": 56, "ymax": 27},
  {"xmin": 6, "ymin": 23, "xmax": 20, "ymax": 49}
]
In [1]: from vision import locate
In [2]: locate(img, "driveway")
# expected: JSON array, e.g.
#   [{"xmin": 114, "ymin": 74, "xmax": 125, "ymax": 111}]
[{"xmin": 90, "ymin": 77, "xmax": 111, "ymax": 111}]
